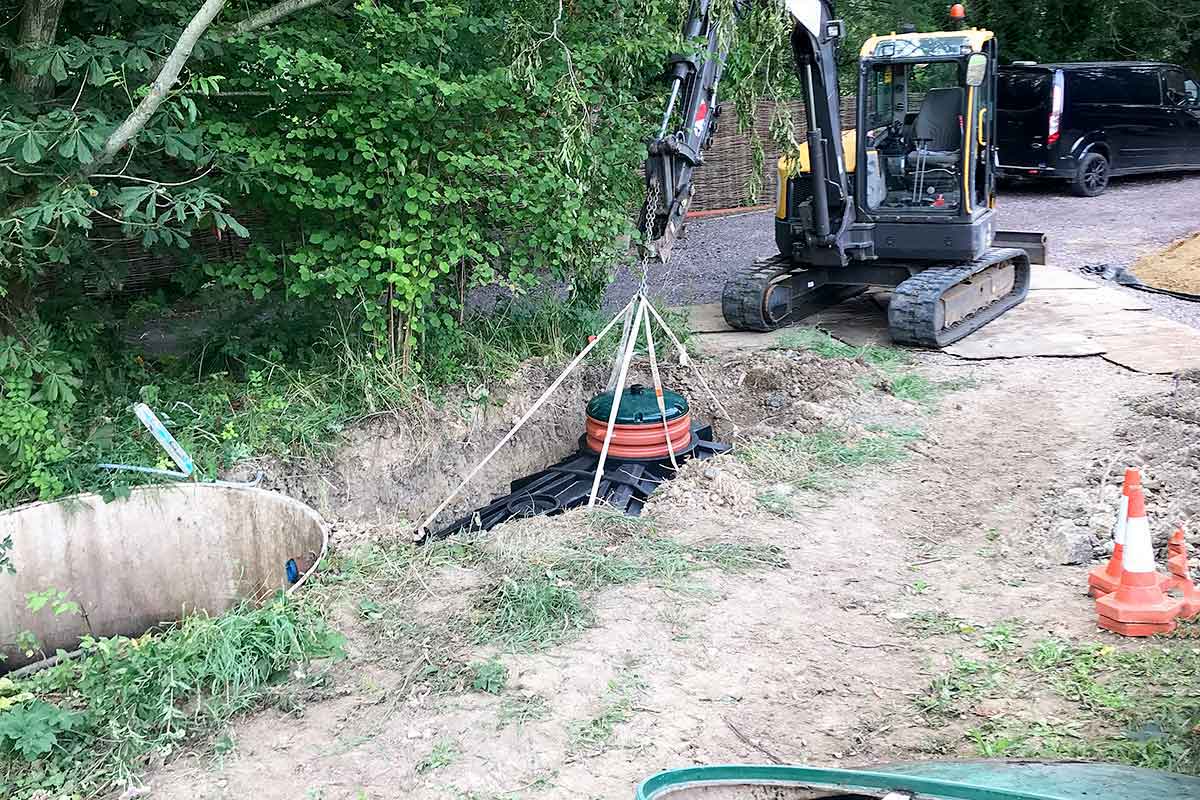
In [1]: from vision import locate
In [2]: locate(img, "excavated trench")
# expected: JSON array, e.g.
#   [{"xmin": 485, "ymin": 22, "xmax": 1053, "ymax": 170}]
[{"xmin": 258, "ymin": 345, "xmax": 882, "ymax": 533}]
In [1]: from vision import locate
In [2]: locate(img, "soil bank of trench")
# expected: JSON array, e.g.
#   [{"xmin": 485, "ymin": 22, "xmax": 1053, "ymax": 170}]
[{"xmin": 147, "ymin": 348, "xmax": 1169, "ymax": 799}]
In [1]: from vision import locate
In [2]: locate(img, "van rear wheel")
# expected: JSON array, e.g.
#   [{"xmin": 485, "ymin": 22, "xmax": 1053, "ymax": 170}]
[{"xmin": 1070, "ymin": 153, "xmax": 1109, "ymax": 197}]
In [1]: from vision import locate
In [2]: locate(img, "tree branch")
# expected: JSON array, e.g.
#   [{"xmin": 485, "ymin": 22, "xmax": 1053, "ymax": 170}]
[
  {"xmin": 229, "ymin": 0, "xmax": 325, "ymax": 36},
  {"xmin": 86, "ymin": 0, "xmax": 228, "ymax": 175}
]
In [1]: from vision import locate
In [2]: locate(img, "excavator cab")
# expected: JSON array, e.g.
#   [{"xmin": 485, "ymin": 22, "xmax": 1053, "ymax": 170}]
[
  {"xmin": 772, "ymin": 23, "xmax": 1005, "ymax": 266},
  {"xmin": 854, "ymin": 31, "xmax": 998, "ymax": 253}
]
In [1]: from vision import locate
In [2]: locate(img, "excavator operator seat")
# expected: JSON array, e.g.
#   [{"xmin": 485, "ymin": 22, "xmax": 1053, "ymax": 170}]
[{"xmin": 905, "ymin": 87, "xmax": 963, "ymax": 168}]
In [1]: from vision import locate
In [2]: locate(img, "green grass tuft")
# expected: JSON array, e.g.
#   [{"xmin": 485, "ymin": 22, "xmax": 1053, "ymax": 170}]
[
  {"xmin": 903, "ymin": 610, "xmax": 977, "ymax": 638},
  {"xmin": 472, "ymin": 576, "xmax": 593, "ymax": 650},
  {"xmin": 549, "ymin": 532, "xmax": 787, "ymax": 592},
  {"xmin": 776, "ymin": 327, "xmax": 974, "ymax": 408},
  {"xmin": 583, "ymin": 508, "xmax": 659, "ymax": 537},
  {"xmin": 469, "ymin": 658, "xmax": 509, "ymax": 694},
  {"xmin": 880, "ymin": 373, "xmax": 977, "ymax": 406},
  {"xmin": 739, "ymin": 427, "xmax": 920, "ymax": 490},
  {"xmin": 980, "ymin": 620, "xmax": 1025, "ymax": 654},
  {"xmin": 466, "ymin": 523, "xmax": 785, "ymax": 652},
  {"xmin": 775, "ymin": 328, "xmax": 909, "ymax": 368},
  {"xmin": 0, "ymin": 596, "xmax": 343, "ymax": 799},
  {"xmin": 914, "ymin": 635, "xmax": 1200, "ymax": 775},
  {"xmin": 915, "ymin": 654, "xmax": 1006, "ymax": 720},
  {"xmin": 416, "ymin": 738, "xmax": 459, "ymax": 773},
  {"xmin": 755, "ymin": 488, "xmax": 799, "ymax": 519},
  {"xmin": 882, "ymin": 373, "xmax": 941, "ymax": 404}
]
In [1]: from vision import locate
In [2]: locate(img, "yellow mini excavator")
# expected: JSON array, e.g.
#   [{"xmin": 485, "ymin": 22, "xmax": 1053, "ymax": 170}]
[{"xmin": 641, "ymin": 0, "xmax": 1045, "ymax": 346}]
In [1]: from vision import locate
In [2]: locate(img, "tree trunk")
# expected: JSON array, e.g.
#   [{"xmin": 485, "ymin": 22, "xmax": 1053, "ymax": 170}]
[{"xmin": 12, "ymin": 0, "xmax": 67, "ymax": 98}]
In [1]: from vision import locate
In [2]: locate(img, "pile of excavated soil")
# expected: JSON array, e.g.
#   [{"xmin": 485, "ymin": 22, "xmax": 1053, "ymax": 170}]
[
  {"xmin": 1132, "ymin": 233, "xmax": 1200, "ymax": 294},
  {"xmin": 647, "ymin": 454, "xmax": 759, "ymax": 519},
  {"xmin": 1036, "ymin": 368, "xmax": 1200, "ymax": 566},
  {"xmin": 657, "ymin": 346, "xmax": 882, "ymax": 439}
]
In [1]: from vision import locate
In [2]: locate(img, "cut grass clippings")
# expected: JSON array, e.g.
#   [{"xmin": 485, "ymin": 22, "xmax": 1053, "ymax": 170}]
[
  {"xmin": 497, "ymin": 694, "xmax": 551, "ymax": 729},
  {"xmin": 904, "ymin": 610, "xmax": 978, "ymax": 638},
  {"xmin": 313, "ymin": 513, "xmax": 786, "ymax": 661},
  {"xmin": 473, "ymin": 575, "xmax": 594, "ymax": 650},
  {"xmin": 569, "ymin": 666, "xmax": 647, "ymax": 755},
  {"xmin": 471, "ymin": 521, "xmax": 787, "ymax": 651}
]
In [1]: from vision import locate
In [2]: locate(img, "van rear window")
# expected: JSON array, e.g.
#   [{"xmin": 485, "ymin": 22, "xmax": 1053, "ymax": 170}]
[
  {"xmin": 1067, "ymin": 67, "xmax": 1161, "ymax": 105},
  {"xmin": 998, "ymin": 72, "xmax": 1050, "ymax": 111}
]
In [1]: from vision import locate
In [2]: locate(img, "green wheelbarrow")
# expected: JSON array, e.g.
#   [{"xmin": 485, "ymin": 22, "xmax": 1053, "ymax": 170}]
[{"xmin": 635, "ymin": 760, "xmax": 1200, "ymax": 799}]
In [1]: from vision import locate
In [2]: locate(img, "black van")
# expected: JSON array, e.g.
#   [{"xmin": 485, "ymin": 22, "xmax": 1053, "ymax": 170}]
[{"xmin": 997, "ymin": 62, "xmax": 1200, "ymax": 195}]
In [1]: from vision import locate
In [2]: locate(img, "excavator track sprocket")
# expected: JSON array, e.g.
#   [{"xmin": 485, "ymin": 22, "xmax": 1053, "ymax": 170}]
[
  {"xmin": 888, "ymin": 247, "xmax": 1031, "ymax": 347},
  {"xmin": 722, "ymin": 254, "xmax": 866, "ymax": 332}
]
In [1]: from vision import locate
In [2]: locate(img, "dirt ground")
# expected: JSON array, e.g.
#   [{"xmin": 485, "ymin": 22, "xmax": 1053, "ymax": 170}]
[
  {"xmin": 1132, "ymin": 233, "xmax": 1200, "ymax": 295},
  {"xmin": 141, "ymin": 328, "xmax": 1200, "ymax": 799},
  {"xmin": 137, "ymin": 176, "xmax": 1200, "ymax": 799}
]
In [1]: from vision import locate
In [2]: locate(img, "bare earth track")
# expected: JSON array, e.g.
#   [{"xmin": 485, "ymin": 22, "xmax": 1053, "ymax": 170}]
[{"xmin": 153, "ymin": 356, "xmax": 1177, "ymax": 799}]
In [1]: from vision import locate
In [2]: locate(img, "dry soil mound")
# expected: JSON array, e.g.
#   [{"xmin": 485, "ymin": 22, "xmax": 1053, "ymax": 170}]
[{"xmin": 1132, "ymin": 233, "xmax": 1200, "ymax": 294}]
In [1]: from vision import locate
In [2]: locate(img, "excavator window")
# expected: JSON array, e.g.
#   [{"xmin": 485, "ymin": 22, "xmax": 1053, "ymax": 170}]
[{"xmin": 863, "ymin": 60, "xmax": 965, "ymax": 212}]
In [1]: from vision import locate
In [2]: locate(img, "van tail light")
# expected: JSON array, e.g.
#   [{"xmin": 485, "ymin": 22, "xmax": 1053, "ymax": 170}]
[{"xmin": 1047, "ymin": 70, "xmax": 1064, "ymax": 145}]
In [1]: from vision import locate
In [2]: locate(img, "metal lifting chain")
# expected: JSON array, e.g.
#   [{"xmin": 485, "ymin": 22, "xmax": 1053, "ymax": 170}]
[{"xmin": 636, "ymin": 178, "xmax": 663, "ymax": 294}]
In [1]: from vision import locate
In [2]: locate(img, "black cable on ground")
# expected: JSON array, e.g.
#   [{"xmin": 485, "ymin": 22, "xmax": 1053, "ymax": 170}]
[
  {"xmin": 1080, "ymin": 263, "xmax": 1200, "ymax": 303},
  {"xmin": 1127, "ymin": 284, "xmax": 1200, "ymax": 303}
]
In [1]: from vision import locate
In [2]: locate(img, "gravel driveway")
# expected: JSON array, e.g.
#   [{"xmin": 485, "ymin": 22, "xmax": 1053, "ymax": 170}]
[{"xmin": 608, "ymin": 171, "xmax": 1200, "ymax": 328}]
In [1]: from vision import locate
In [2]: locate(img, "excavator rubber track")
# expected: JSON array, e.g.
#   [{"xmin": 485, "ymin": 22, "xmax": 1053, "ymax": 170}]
[
  {"xmin": 722, "ymin": 254, "xmax": 866, "ymax": 332},
  {"xmin": 887, "ymin": 247, "xmax": 1031, "ymax": 347}
]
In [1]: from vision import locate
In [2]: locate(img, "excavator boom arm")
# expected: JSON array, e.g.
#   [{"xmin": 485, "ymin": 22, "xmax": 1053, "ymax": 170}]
[
  {"xmin": 788, "ymin": 0, "xmax": 851, "ymax": 248},
  {"xmin": 641, "ymin": 0, "xmax": 739, "ymax": 262},
  {"xmin": 641, "ymin": 1, "xmax": 846, "ymax": 262}
]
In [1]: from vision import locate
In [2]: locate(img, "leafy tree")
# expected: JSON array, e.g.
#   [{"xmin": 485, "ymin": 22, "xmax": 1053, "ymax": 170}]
[
  {"xmin": 0, "ymin": 0, "xmax": 738, "ymax": 503},
  {"xmin": 0, "ymin": 0, "xmax": 1194, "ymax": 505}
]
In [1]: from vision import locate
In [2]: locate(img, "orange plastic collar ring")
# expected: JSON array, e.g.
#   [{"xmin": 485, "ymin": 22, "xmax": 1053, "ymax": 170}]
[{"xmin": 585, "ymin": 413, "xmax": 692, "ymax": 459}]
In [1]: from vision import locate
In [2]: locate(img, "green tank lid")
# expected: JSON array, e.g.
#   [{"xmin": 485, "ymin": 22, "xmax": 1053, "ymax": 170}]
[{"xmin": 586, "ymin": 384, "xmax": 688, "ymax": 425}]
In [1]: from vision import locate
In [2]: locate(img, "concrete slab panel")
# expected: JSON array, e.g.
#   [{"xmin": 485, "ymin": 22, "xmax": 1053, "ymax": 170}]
[
  {"xmin": 1094, "ymin": 319, "xmax": 1200, "ymax": 374},
  {"xmin": 677, "ymin": 264, "xmax": 1197, "ymax": 374},
  {"xmin": 1028, "ymin": 266, "xmax": 1101, "ymax": 291},
  {"xmin": 684, "ymin": 302, "xmax": 732, "ymax": 333},
  {"xmin": 810, "ymin": 302, "xmax": 892, "ymax": 348},
  {"xmin": 692, "ymin": 328, "xmax": 796, "ymax": 357}
]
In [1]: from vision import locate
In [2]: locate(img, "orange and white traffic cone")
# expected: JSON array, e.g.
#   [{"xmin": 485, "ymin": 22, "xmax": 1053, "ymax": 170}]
[
  {"xmin": 1094, "ymin": 487, "xmax": 1183, "ymax": 636},
  {"xmin": 1088, "ymin": 467, "xmax": 1139, "ymax": 597},
  {"xmin": 1166, "ymin": 528, "xmax": 1200, "ymax": 620}
]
